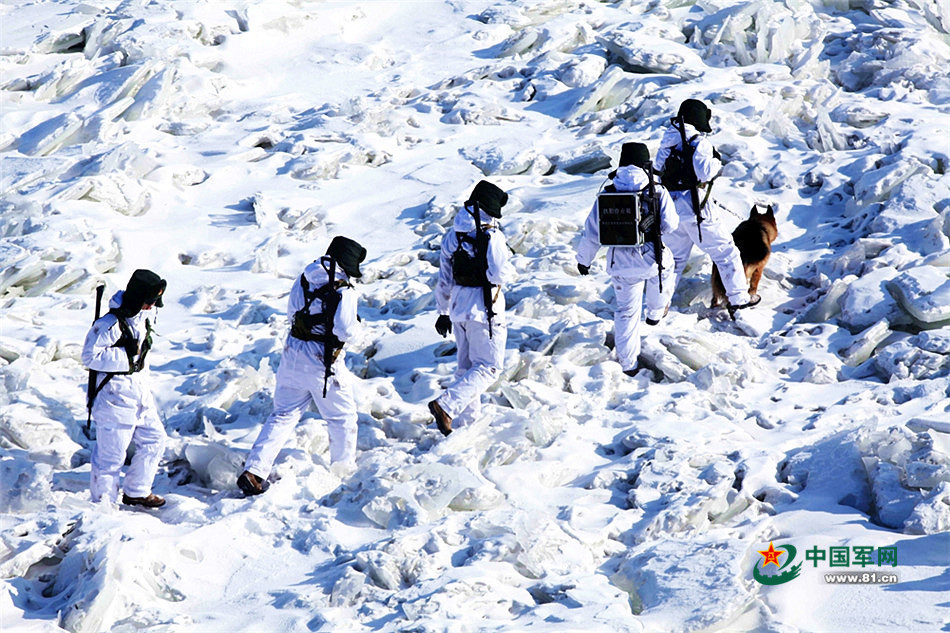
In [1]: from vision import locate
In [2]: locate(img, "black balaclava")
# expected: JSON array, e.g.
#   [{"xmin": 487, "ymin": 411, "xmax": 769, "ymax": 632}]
[
  {"xmin": 466, "ymin": 180, "xmax": 508, "ymax": 219},
  {"xmin": 677, "ymin": 99, "xmax": 713, "ymax": 133},
  {"xmin": 118, "ymin": 269, "xmax": 166, "ymax": 318},
  {"xmin": 618, "ymin": 142, "xmax": 651, "ymax": 169},
  {"xmin": 326, "ymin": 236, "xmax": 367, "ymax": 279}
]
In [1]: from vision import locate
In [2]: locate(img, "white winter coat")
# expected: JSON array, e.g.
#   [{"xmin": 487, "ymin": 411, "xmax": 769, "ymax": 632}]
[
  {"xmin": 576, "ymin": 166, "xmax": 679, "ymax": 277},
  {"xmin": 283, "ymin": 256, "xmax": 360, "ymax": 366},
  {"xmin": 436, "ymin": 206, "xmax": 514, "ymax": 324},
  {"xmin": 653, "ymin": 122, "xmax": 722, "ymax": 220},
  {"xmin": 82, "ymin": 291, "xmax": 157, "ymax": 428}
]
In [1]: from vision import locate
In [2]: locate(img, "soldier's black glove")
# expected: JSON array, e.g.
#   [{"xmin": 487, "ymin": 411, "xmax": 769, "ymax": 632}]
[
  {"xmin": 638, "ymin": 213, "xmax": 656, "ymax": 234},
  {"xmin": 577, "ymin": 263, "xmax": 590, "ymax": 276},
  {"xmin": 435, "ymin": 315, "xmax": 452, "ymax": 338}
]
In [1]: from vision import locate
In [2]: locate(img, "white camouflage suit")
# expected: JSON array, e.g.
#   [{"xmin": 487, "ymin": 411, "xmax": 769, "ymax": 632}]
[
  {"xmin": 244, "ymin": 257, "xmax": 360, "ymax": 479},
  {"xmin": 576, "ymin": 166, "xmax": 680, "ymax": 372},
  {"xmin": 82, "ymin": 292, "xmax": 166, "ymax": 503},
  {"xmin": 434, "ymin": 206, "xmax": 514, "ymax": 427},
  {"xmin": 654, "ymin": 123, "xmax": 752, "ymax": 306}
]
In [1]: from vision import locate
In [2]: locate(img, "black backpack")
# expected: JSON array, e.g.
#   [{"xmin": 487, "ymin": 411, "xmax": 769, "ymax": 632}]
[
  {"xmin": 597, "ymin": 189, "xmax": 659, "ymax": 246},
  {"xmin": 451, "ymin": 231, "xmax": 490, "ymax": 287},
  {"xmin": 290, "ymin": 273, "xmax": 346, "ymax": 350},
  {"xmin": 659, "ymin": 134, "xmax": 699, "ymax": 192}
]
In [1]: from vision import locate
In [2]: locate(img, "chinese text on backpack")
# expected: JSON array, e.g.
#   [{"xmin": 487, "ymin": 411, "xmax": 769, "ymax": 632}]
[{"xmin": 597, "ymin": 192, "xmax": 646, "ymax": 246}]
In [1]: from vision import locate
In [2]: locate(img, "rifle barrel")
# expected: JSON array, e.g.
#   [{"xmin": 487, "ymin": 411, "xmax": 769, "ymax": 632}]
[
  {"xmin": 86, "ymin": 284, "xmax": 106, "ymax": 432},
  {"xmin": 676, "ymin": 116, "xmax": 704, "ymax": 243}
]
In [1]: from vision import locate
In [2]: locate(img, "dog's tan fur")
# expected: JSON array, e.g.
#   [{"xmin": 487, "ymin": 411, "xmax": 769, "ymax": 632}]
[{"xmin": 711, "ymin": 204, "xmax": 778, "ymax": 308}]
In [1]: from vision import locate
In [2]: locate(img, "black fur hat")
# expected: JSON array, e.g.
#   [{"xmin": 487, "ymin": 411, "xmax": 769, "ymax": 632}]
[
  {"xmin": 618, "ymin": 142, "xmax": 651, "ymax": 169},
  {"xmin": 326, "ymin": 236, "xmax": 367, "ymax": 279},
  {"xmin": 678, "ymin": 98, "xmax": 712, "ymax": 133},
  {"xmin": 120, "ymin": 269, "xmax": 166, "ymax": 316},
  {"xmin": 466, "ymin": 180, "xmax": 508, "ymax": 218}
]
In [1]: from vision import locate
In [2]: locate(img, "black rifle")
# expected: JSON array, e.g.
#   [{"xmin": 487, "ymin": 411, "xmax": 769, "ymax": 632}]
[
  {"xmin": 85, "ymin": 284, "xmax": 105, "ymax": 434},
  {"xmin": 321, "ymin": 257, "xmax": 340, "ymax": 398},
  {"xmin": 472, "ymin": 203, "xmax": 496, "ymax": 339},
  {"xmin": 675, "ymin": 115, "xmax": 703, "ymax": 243},
  {"xmin": 645, "ymin": 165, "xmax": 664, "ymax": 293}
]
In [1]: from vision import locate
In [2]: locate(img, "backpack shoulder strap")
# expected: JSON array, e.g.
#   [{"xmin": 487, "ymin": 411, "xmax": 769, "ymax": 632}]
[
  {"xmin": 107, "ymin": 309, "xmax": 139, "ymax": 374},
  {"xmin": 299, "ymin": 273, "xmax": 323, "ymax": 312}
]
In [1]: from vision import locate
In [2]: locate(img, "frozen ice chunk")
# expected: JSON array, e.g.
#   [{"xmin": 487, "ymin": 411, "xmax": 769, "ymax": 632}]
[
  {"xmin": 639, "ymin": 339, "xmax": 691, "ymax": 382},
  {"xmin": 183, "ymin": 441, "xmax": 245, "ymax": 490},
  {"xmin": 551, "ymin": 144, "xmax": 611, "ymax": 175},
  {"xmin": 565, "ymin": 66, "xmax": 639, "ymax": 121},
  {"xmin": 864, "ymin": 459, "xmax": 922, "ymax": 529},
  {"xmin": 831, "ymin": 239, "xmax": 891, "ymax": 277},
  {"xmin": 362, "ymin": 463, "xmax": 480, "ymax": 527},
  {"xmin": 496, "ymin": 27, "xmax": 544, "ymax": 58},
  {"xmin": 904, "ymin": 460, "xmax": 950, "ymax": 489},
  {"xmin": 0, "ymin": 460, "xmax": 53, "ymax": 514},
  {"xmin": 659, "ymin": 334, "xmax": 717, "ymax": 371},
  {"xmin": 330, "ymin": 567, "xmax": 366, "ymax": 606},
  {"xmin": 0, "ymin": 403, "xmax": 81, "ymax": 469},
  {"xmin": 781, "ymin": 433, "xmax": 871, "ymax": 511},
  {"xmin": 794, "ymin": 358, "xmax": 840, "ymax": 384},
  {"xmin": 874, "ymin": 339, "xmax": 950, "ymax": 381},
  {"xmin": 838, "ymin": 320, "xmax": 891, "ymax": 366},
  {"xmin": 610, "ymin": 539, "xmax": 748, "ymax": 629},
  {"xmin": 524, "ymin": 409, "xmax": 565, "ymax": 448},
  {"xmin": 557, "ymin": 54, "xmax": 607, "ymax": 88},
  {"xmin": 443, "ymin": 97, "xmax": 525, "ymax": 126},
  {"xmin": 869, "ymin": 175, "xmax": 950, "ymax": 256},
  {"xmin": 837, "ymin": 267, "xmax": 905, "ymax": 331},
  {"xmin": 853, "ymin": 157, "xmax": 931, "ymax": 207},
  {"xmin": 449, "ymin": 484, "xmax": 505, "ymax": 511},
  {"xmin": 18, "ymin": 113, "xmax": 83, "ymax": 156},
  {"xmin": 460, "ymin": 142, "xmax": 542, "ymax": 176},
  {"xmin": 907, "ymin": 416, "xmax": 950, "ymax": 435},
  {"xmin": 124, "ymin": 67, "xmax": 173, "ymax": 121},
  {"xmin": 886, "ymin": 266, "xmax": 950, "ymax": 326},
  {"xmin": 802, "ymin": 277, "xmax": 851, "ymax": 323},
  {"xmin": 903, "ymin": 482, "xmax": 950, "ymax": 535},
  {"xmin": 814, "ymin": 104, "xmax": 847, "ymax": 152},
  {"xmin": 67, "ymin": 173, "xmax": 152, "ymax": 216}
]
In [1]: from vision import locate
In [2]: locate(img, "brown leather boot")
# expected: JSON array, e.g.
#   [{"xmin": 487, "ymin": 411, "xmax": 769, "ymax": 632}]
[
  {"xmin": 122, "ymin": 493, "xmax": 166, "ymax": 508},
  {"xmin": 237, "ymin": 470, "xmax": 268, "ymax": 496},
  {"xmin": 428, "ymin": 400, "xmax": 453, "ymax": 436}
]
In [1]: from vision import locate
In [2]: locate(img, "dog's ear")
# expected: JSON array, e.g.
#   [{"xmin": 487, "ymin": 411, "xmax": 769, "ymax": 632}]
[
  {"xmin": 750, "ymin": 204, "xmax": 759, "ymax": 216},
  {"xmin": 765, "ymin": 205, "xmax": 775, "ymax": 217}
]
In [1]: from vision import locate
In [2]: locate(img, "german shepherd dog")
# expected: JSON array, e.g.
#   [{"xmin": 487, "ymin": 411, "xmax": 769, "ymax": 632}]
[{"xmin": 711, "ymin": 204, "xmax": 778, "ymax": 308}]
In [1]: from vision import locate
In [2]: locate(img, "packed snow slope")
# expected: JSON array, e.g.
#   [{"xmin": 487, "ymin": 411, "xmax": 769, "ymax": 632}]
[{"xmin": 2, "ymin": 1, "xmax": 949, "ymax": 632}]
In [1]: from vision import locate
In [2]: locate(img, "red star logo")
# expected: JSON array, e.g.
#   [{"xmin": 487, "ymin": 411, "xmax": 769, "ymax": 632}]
[{"xmin": 758, "ymin": 542, "xmax": 783, "ymax": 568}]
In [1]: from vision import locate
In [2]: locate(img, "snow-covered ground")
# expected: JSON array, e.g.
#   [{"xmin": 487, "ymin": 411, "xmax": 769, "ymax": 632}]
[{"xmin": 2, "ymin": 1, "xmax": 949, "ymax": 631}]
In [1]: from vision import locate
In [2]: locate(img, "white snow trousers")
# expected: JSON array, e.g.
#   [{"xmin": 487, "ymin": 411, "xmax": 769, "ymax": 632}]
[
  {"xmin": 437, "ymin": 320, "xmax": 506, "ymax": 427},
  {"xmin": 612, "ymin": 265, "xmax": 675, "ymax": 372},
  {"xmin": 90, "ymin": 401, "xmax": 166, "ymax": 502},
  {"xmin": 665, "ymin": 194, "xmax": 750, "ymax": 305},
  {"xmin": 244, "ymin": 350, "xmax": 358, "ymax": 479}
]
